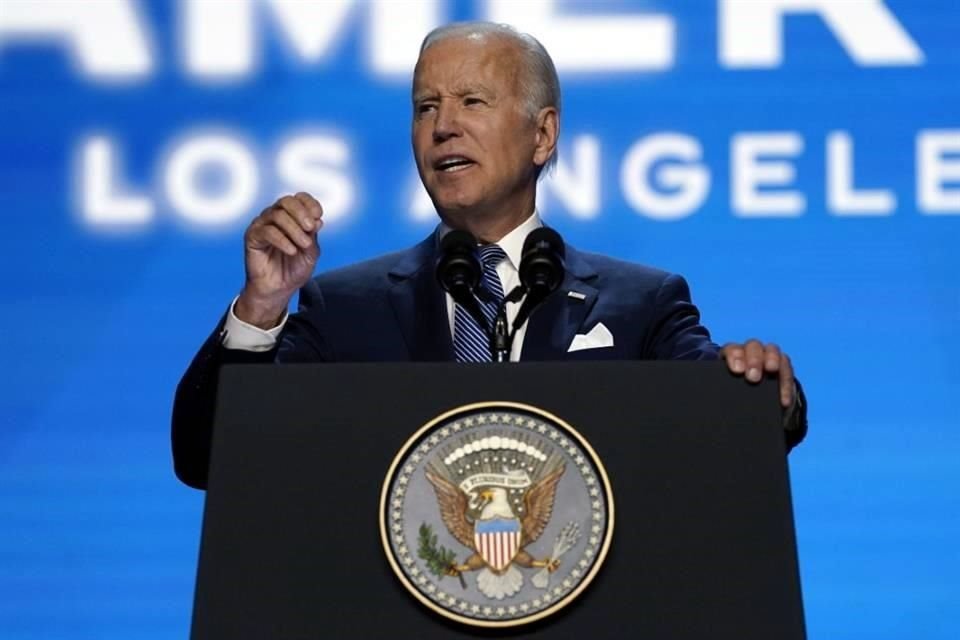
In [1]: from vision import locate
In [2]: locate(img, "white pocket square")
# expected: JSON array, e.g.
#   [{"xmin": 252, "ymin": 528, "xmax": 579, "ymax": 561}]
[{"xmin": 567, "ymin": 322, "xmax": 614, "ymax": 352}]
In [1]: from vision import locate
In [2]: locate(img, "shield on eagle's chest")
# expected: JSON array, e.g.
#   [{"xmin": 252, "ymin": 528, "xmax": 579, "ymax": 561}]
[{"xmin": 474, "ymin": 517, "xmax": 522, "ymax": 572}]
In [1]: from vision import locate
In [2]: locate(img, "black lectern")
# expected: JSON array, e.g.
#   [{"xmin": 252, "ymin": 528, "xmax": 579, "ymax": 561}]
[{"xmin": 191, "ymin": 361, "xmax": 805, "ymax": 639}]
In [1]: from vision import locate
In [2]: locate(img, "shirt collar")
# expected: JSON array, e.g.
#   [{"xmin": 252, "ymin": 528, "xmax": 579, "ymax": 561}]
[{"xmin": 436, "ymin": 211, "xmax": 543, "ymax": 271}]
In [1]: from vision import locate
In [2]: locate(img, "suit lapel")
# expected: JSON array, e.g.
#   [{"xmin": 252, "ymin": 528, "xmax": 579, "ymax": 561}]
[
  {"xmin": 520, "ymin": 246, "xmax": 599, "ymax": 361},
  {"xmin": 388, "ymin": 235, "xmax": 454, "ymax": 361},
  {"xmin": 386, "ymin": 236, "xmax": 599, "ymax": 362}
]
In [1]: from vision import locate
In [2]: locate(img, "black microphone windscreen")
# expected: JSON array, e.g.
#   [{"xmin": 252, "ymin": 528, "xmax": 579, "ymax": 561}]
[
  {"xmin": 523, "ymin": 227, "xmax": 565, "ymax": 259},
  {"xmin": 440, "ymin": 229, "xmax": 477, "ymax": 253},
  {"xmin": 436, "ymin": 228, "xmax": 481, "ymax": 296}
]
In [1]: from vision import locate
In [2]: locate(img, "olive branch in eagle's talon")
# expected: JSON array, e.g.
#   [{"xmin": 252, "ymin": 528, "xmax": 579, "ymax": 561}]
[{"xmin": 418, "ymin": 523, "xmax": 467, "ymax": 589}]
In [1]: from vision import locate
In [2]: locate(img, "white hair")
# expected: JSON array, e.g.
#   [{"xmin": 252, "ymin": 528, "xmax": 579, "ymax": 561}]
[{"xmin": 418, "ymin": 22, "xmax": 561, "ymax": 176}]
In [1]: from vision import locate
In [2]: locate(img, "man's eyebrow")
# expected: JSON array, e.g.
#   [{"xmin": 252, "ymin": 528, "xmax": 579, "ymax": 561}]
[
  {"xmin": 453, "ymin": 84, "xmax": 494, "ymax": 97},
  {"xmin": 412, "ymin": 85, "xmax": 495, "ymax": 103},
  {"xmin": 413, "ymin": 91, "xmax": 438, "ymax": 103}
]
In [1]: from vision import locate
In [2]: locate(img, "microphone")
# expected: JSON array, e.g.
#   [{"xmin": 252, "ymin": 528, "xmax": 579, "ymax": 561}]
[
  {"xmin": 512, "ymin": 228, "xmax": 566, "ymax": 333},
  {"xmin": 520, "ymin": 227, "xmax": 565, "ymax": 294},
  {"xmin": 435, "ymin": 230, "xmax": 489, "ymax": 334}
]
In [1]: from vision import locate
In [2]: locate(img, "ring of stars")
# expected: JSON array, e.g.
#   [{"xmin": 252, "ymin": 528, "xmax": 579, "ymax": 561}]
[{"xmin": 386, "ymin": 407, "xmax": 610, "ymax": 622}]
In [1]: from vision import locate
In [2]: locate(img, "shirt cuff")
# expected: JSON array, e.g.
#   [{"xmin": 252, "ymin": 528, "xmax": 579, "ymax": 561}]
[{"xmin": 221, "ymin": 296, "xmax": 287, "ymax": 352}]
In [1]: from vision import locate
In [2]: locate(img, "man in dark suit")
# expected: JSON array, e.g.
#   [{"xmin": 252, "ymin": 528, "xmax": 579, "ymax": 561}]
[{"xmin": 172, "ymin": 22, "xmax": 806, "ymax": 490}]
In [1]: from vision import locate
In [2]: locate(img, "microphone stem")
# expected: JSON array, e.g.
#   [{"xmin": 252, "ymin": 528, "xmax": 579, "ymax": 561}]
[
  {"xmin": 491, "ymin": 286, "xmax": 525, "ymax": 362},
  {"xmin": 492, "ymin": 308, "xmax": 510, "ymax": 362}
]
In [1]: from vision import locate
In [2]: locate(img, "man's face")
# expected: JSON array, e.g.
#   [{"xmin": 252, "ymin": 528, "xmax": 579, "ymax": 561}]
[{"xmin": 411, "ymin": 36, "xmax": 548, "ymax": 227}]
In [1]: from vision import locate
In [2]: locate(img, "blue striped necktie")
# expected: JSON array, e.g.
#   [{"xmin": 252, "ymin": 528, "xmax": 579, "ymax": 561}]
[{"xmin": 453, "ymin": 244, "xmax": 507, "ymax": 362}]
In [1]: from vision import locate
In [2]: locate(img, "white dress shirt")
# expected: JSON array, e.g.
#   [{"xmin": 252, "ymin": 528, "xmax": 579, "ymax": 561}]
[
  {"xmin": 222, "ymin": 212, "xmax": 543, "ymax": 362},
  {"xmin": 439, "ymin": 212, "xmax": 542, "ymax": 362}
]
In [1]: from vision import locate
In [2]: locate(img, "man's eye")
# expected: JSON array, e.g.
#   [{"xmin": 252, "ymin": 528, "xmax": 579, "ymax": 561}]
[
  {"xmin": 464, "ymin": 97, "xmax": 486, "ymax": 106},
  {"xmin": 417, "ymin": 103, "xmax": 437, "ymax": 115}
]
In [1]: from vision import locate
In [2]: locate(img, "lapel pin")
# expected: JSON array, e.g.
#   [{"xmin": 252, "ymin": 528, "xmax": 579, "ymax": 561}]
[{"xmin": 567, "ymin": 291, "xmax": 587, "ymax": 301}]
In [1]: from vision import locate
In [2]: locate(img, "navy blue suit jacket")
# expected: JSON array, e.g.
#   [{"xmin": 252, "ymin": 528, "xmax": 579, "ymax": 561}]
[
  {"xmin": 172, "ymin": 234, "xmax": 804, "ymax": 488},
  {"xmin": 275, "ymin": 235, "xmax": 719, "ymax": 363}
]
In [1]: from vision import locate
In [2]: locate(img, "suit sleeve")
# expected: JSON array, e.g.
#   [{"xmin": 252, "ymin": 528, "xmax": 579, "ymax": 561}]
[
  {"xmin": 644, "ymin": 274, "xmax": 721, "ymax": 361},
  {"xmin": 645, "ymin": 273, "xmax": 807, "ymax": 452},
  {"xmin": 170, "ymin": 281, "xmax": 334, "ymax": 489},
  {"xmin": 170, "ymin": 317, "xmax": 275, "ymax": 489},
  {"xmin": 782, "ymin": 380, "xmax": 808, "ymax": 451}
]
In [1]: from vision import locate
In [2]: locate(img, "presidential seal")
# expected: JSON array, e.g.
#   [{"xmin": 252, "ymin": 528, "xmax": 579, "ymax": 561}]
[{"xmin": 379, "ymin": 402, "xmax": 614, "ymax": 628}]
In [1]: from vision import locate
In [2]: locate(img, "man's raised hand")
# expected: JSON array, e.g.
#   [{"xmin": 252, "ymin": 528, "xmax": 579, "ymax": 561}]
[{"xmin": 235, "ymin": 193, "xmax": 323, "ymax": 329}]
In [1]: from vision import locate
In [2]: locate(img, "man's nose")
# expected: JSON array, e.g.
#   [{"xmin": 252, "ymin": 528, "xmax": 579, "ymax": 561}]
[{"xmin": 432, "ymin": 103, "xmax": 461, "ymax": 143}]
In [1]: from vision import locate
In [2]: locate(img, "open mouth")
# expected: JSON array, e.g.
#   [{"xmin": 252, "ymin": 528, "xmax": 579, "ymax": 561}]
[{"xmin": 433, "ymin": 156, "xmax": 476, "ymax": 173}]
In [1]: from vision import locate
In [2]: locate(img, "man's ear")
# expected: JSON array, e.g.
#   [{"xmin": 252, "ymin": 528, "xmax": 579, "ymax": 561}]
[{"xmin": 532, "ymin": 107, "xmax": 559, "ymax": 168}]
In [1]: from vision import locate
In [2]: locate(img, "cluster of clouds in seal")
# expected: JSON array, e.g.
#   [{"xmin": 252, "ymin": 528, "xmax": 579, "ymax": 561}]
[{"xmin": 443, "ymin": 436, "xmax": 548, "ymax": 466}]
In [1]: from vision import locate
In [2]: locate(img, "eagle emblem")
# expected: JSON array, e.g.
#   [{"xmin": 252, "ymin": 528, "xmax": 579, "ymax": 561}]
[
  {"xmin": 425, "ymin": 457, "xmax": 567, "ymax": 599},
  {"xmin": 380, "ymin": 404, "xmax": 613, "ymax": 627}
]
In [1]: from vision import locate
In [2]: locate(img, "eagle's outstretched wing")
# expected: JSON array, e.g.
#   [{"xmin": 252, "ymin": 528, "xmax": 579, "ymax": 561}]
[
  {"xmin": 521, "ymin": 463, "xmax": 565, "ymax": 546},
  {"xmin": 424, "ymin": 467, "xmax": 474, "ymax": 549}
]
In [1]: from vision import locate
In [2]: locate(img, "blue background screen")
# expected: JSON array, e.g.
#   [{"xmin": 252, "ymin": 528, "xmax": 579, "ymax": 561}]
[{"xmin": 0, "ymin": 1, "xmax": 957, "ymax": 637}]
